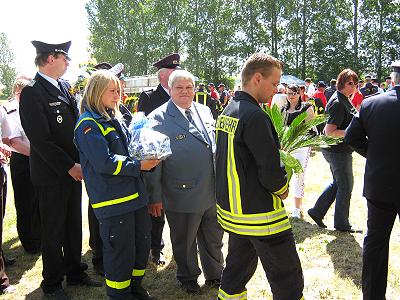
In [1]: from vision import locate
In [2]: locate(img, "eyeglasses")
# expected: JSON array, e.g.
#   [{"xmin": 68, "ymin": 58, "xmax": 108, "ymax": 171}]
[
  {"xmin": 287, "ymin": 92, "xmax": 299, "ymax": 96},
  {"xmin": 347, "ymin": 82, "xmax": 356, "ymax": 86}
]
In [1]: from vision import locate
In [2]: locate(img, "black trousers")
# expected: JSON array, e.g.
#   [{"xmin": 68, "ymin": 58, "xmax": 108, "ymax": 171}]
[
  {"xmin": 219, "ymin": 232, "xmax": 304, "ymax": 300},
  {"xmin": 88, "ymin": 204, "xmax": 103, "ymax": 266},
  {"xmin": 150, "ymin": 212, "xmax": 165, "ymax": 254},
  {"xmin": 362, "ymin": 199, "xmax": 400, "ymax": 300},
  {"xmin": 10, "ymin": 152, "xmax": 41, "ymax": 253},
  {"xmin": 0, "ymin": 166, "xmax": 10, "ymax": 291},
  {"xmin": 36, "ymin": 179, "xmax": 86, "ymax": 293},
  {"xmin": 100, "ymin": 206, "xmax": 151, "ymax": 300}
]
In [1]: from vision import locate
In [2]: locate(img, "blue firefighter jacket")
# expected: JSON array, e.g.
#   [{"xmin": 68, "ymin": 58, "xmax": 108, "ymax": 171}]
[{"xmin": 74, "ymin": 109, "xmax": 148, "ymax": 220}]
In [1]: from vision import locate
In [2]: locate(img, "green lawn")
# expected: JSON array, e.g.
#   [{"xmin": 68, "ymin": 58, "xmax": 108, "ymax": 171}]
[{"xmin": 2, "ymin": 151, "xmax": 400, "ymax": 299}]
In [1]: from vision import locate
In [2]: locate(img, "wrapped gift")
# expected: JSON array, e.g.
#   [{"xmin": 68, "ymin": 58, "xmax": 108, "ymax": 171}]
[{"xmin": 128, "ymin": 112, "xmax": 172, "ymax": 160}]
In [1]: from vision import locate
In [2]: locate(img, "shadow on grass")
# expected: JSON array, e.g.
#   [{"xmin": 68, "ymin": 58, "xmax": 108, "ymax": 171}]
[
  {"xmin": 290, "ymin": 217, "xmax": 329, "ymax": 243},
  {"xmin": 23, "ymin": 249, "xmax": 106, "ymax": 300},
  {"xmin": 144, "ymin": 257, "xmax": 219, "ymax": 300},
  {"xmin": 2, "ymin": 237, "xmax": 41, "ymax": 287},
  {"xmin": 326, "ymin": 231, "xmax": 362, "ymax": 288},
  {"xmin": 291, "ymin": 217, "xmax": 362, "ymax": 288}
]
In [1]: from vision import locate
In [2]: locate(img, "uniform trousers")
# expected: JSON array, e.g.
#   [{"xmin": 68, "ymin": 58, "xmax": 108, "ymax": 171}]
[
  {"xmin": 99, "ymin": 206, "xmax": 151, "ymax": 300},
  {"xmin": 88, "ymin": 204, "xmax": 103, "ymax": 267},
  {"xmin": 36, "ymin": 178, "xmax": 86, "ymax": 293},
  {"xmin": 10, "ymin": 152, "xmax": 41, "ymax": 253},
  {"xmin": 362, "ymin": 199, "xmax": 400, "ymax": 300},
  {"xmin": 150, "ymin": 213, "xmax": 165, "ymax": 256},
  {"xmin": 0, "ymin": 166, "xmax": 10, "ymax": 292},
  {"xmin": 218, "ymin": 232, "xmax": 304, "ymax": 300},
  {"xmin": 165, "ymin": 205, "xmax": 224, "ymax": 283}
]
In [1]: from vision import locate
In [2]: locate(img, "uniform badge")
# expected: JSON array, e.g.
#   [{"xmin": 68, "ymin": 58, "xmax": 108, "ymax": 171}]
[
  {"xmin": 176, "ymin": 134, "xmax": 186, "ymax": 140},
  {"xmin": 57, "ymin": 115, "xmax": 63, "ymax": 123},
  {"xmin": 49, "ymin": 102, "xmax": 61, "ymax": 107},
  {"xmin": 83, "ymin": 126, "xmax": 92, "ymax": 134}
]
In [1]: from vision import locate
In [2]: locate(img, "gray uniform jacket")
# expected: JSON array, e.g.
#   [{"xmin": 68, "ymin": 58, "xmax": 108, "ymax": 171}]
[{"xmin": 146, "ymin": 100, "xmax": 216, "ymax": 213}]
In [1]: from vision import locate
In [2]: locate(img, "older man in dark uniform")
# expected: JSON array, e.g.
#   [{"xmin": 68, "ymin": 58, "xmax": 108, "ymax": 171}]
[
  {"xmin": 345, "ymin": 61, "xmax": 400, "ymax": 300},
  {"xmin": 19, "ymin": 41, "xmax": 101, "ymax": 299},
  {"xmin": 137, "ymin": 53, "xmax": 180, "ymax": 265}
]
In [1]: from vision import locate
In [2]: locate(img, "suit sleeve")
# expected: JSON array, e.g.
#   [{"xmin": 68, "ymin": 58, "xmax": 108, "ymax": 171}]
[
  {"xmin": 243, "ymin": 111, "xmax": 288, "ymax": 195},
  {"xmin": 75, "ymin": 119, "xmax": 141, "ymax": 177},
  {"xmin": 143, "ymin": 163, "xmax": 163, "ymax": 204},
  {"xmin": 344, "ymin": 109, "xmax": 368, "ymax": 157},
  {"xmin": 19, "ymin": 87, "xmax": 75, "ymax": 176},
  {"xmin": 137, "ymin": 91, "xmax": 151, "ymax": 116}
]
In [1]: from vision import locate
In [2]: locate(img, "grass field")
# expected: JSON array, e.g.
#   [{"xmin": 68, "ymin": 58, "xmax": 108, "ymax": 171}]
[{"xmin": 1, "ymin": 150, "xmax": 400, "ymax": 299}]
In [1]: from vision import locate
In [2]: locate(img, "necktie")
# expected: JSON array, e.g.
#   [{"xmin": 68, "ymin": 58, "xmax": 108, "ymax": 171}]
[
  {"xmin": 57, "ymin": 80, "xmax": 64, "ymax": 92},
  {"xmin": 185, "ymin": 109, "xmax": 196, "ymax": 127}
]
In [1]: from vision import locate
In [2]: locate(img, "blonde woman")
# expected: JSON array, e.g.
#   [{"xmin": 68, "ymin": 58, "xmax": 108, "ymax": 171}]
[{"xmin": 74, "ymin": 70, "xmax": 159, "ymax": 300}]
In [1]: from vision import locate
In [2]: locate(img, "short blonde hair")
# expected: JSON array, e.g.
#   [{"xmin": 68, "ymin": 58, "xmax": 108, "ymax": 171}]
[
  {"xmin": 241, "ymin": 53, "xmax": 283, "ymax": 86},
  {"xmin": 81, "ymin": 70, "xmax": 121, "ymax": 120}
]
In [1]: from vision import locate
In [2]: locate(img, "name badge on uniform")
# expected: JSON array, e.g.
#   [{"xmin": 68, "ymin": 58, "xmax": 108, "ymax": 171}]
[
  {"xmin": 49, "ymin": 101, "xmax": 61, "ymax": 107},
  {"xmin": 57, "ymin": 115, "xmax": 63, "ymax": 123},
  {"xmin": 176, "ymin": 134, "xmax": 186, "ymax": 140}
]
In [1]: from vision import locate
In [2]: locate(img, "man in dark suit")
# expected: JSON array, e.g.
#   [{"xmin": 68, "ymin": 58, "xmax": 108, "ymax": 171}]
[
  {"xmin": 137, "ymin": 53, "xmax": 180, "ymax": 265},
  {"xmin": 146, "ymin": 70, "xmax": 224, "ymax": 293},
  {"xmin": 345, "ymin": 61, "xmax": 400, "ymax": 300},
  {"xmin": 19, "ymin": 41, "xmax": 101, "ymax": 299}
]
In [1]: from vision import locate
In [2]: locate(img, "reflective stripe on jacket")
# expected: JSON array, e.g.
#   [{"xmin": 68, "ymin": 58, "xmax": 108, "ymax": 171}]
[
  {"xmin": 215, "ymin": 91, "xmax": 291, "ymax": 237},
  {"xmin": 74, "ymin": 110, "xmax": 147, "ymax": 220}
]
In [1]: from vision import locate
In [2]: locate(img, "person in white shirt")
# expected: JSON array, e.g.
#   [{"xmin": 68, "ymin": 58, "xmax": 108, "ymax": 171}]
[
  {"xmin": 0, "ymin": 101, "xmax": 13, "ymax": 294},
  {"xmin": 304, "ymin": 77, "xmax": 316, "ymax": 97}
]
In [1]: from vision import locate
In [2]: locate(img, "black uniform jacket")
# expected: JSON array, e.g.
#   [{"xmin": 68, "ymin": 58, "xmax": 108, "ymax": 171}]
[
  {"xmin": 215, "ymin": 91, "xmax": 290, "ymax": 237},
  {"xmin": 137, "ymin": 84, "xmax": 169, "ymax": 116},
  {"xmin": 19, "ymin": 73, "xmax": 79, "ymax": 186},
  {"xmin": 345, "ymin": 85, "xmax": 400, "ymax": 203}
]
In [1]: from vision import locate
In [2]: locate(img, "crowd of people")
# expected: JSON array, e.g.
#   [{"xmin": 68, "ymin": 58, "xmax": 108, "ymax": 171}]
[{"xmin": 0, "ymin": 39, "xmax": 398, "ymax": 300}]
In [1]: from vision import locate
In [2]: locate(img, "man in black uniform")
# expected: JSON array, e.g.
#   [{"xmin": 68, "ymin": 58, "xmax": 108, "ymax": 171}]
[
  {"xmin": 19, "ymin": 41, "xmax": 101, "ymax": 299},
  {"xmin": 345, "ymin": 61, "xmax": 400, "ymax": 300},
  {"xmin": 137, "ymin": 53, "xmax": 180, "ymax": 265},
  {"xmin": 194, "ymin": 83, "xmax": 220, "ymax": 120},
  {"xmin": 215, "ymin": 53, "xmax": 304, "ymax": 300}
]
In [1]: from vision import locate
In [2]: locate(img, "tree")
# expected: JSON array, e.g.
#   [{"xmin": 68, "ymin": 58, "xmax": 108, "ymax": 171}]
[
  {"xmin": 359, "ymin": 0, "xmax": 400, "ymax": 80},
  {"xmin": 0, "ymin": 33, "xmax": 17, "ymax": 98}
]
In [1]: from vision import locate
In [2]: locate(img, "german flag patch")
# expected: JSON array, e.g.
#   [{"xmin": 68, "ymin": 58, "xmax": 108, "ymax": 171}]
[{"xmin": 83, "ymin": 126, "xmax": 92, "ymax": 134}]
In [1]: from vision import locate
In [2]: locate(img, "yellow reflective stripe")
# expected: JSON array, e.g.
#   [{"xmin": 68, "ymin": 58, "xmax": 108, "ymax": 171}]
[
  {"xmin": 92, "ymin": 193, "xmax": 139, "ymax": 209},
  {"xmin": 105, "ymin": 278, "xmax": 131, "ymax": 289},
  {"xmin": 132, "ymin": 269, "xmax": 145, "ymax": 277},
  {"xmin": 217, "ymin": 216, "xmax": 291, "ymax": 236},
  {"xmin": 217, "ymin": 205, "xmax": 288, "ymax": 224},
  {"xmin": 274, "ymin": 180, "xmax": 288, "ymax": 195},
  {"xmin": 227, "ymin": 133, "xmax": 242, "ymax": 214},
  {"xmin": 217, "ymin": 115, "xmax": 241, "ymax": 215},
  {"xmin": 196, "ymin": 92, "xmax": 207, "ymax": 105},
  {"xmin": 272, "ymin": 193, "xmax": 283, "ymax": 210},
  {"xmin": 218, "ymin": 288, "xmax": 247, "ymax": 299},
  {"xmin": 75, "ymin": 117, "xmax": 116, "ymax": 136},
  {"xmin": 113, "ymin": 160, "xmax": 123, "ymax": 175},
  {"xmin": 216, "ymin": 115, "xmax": 239, "ymax": 134}
]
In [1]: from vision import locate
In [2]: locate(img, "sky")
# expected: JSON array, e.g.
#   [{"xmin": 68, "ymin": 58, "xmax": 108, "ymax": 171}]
[{"xmin": 0, "ymin": 0, "xmax": 90, "ymax": 82}]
